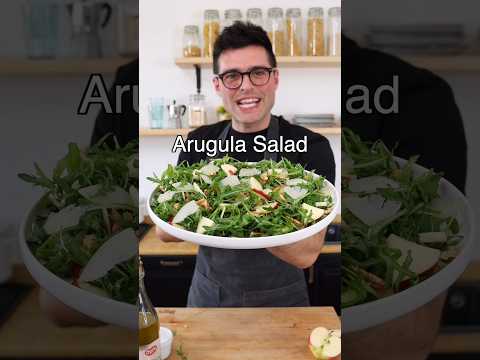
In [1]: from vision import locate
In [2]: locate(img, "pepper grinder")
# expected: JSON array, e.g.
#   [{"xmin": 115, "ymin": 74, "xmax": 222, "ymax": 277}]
[{"xmin": 167, "ymin": 100, "xmax": 187, "ymax": 128}]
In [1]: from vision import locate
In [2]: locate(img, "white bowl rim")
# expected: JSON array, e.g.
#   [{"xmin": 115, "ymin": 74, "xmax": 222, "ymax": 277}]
[{"xmin": 147, "ymin": 169, "xmax": 339, "ymax": 249}]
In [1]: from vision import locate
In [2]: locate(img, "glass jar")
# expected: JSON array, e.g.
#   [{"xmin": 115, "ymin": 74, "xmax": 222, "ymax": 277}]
[
  {"xmin": 267, "ymin": 7, "xmax": 285, "ymax": 56},
  {"xmin": 328, "ymin": 7, "xmax": 341, "ymax": 56},
  {"xmin": 307, "ymin": 7, "xmax": 325, "ymax": 56},
  {"xmin": 188, "ymin": 94, "xmax": 207, "ymax": 128},
  {"xmin": 203, "ymin": 9, "xmax": 220, "ymax": 58},
  {"xmin": 285, "ymin": 8, "xmax": 302, "ymax": 56},
  {"xmin": 224, "ymin": 9, "xmax": 242, "ymax": 28},
  {"xmin": 183, "ymin": 25, "xmax": 201, "ymax": 57},
  {"xmin": 246, "ymin": 8, "xmax": 263, "ymax": 28}
]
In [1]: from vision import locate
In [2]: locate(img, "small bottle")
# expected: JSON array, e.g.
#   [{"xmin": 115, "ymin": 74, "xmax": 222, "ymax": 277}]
[
  {"xmin": 139, "ymin": 257, "xmax": 161, "ymax": 360},
  {"xmin": 183, "ymin": 25, "xmax": 201, "ymax": 57},
  {"xmin": 328, "ymin": 7, "xmax": 341, "ymax": 56},
  {"xmin": 307, "ymin": 7, "xmax": 325, "ymax": 56},
  {"xmin": 285, "ymin": 8, "xmax": 302, "ymax": 56},
  {"xmin": 224, "ymin": 9, "xmax": 242, "ymax": 28},
  {"xmin": 203, "ymin": 9, "xmax": 220, "ymax": 58},
  {"xmin": 188, "ymin": 94, "xmax": 207, "ymax": 128},
  {"xmin": 267, "ymin": 8, "xmax": 285, "ymax": 56},
  {"xmin": 246, "ymin": 8, "xmax": 263, "ymax": 28}
]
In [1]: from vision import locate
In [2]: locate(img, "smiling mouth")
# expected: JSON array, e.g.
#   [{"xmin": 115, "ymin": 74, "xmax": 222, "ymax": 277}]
[{"xmin": 236, "ymin": 97, "xmax": 261, "ymax": 109}]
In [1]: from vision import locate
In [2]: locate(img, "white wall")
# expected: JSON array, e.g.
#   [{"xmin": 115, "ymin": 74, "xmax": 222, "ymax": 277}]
[{"xmin": 139, "ymin": 0, "xmax": 342, "ymax": 200}]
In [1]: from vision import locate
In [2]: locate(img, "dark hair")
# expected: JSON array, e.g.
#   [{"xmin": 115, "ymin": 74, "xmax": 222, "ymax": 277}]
[{"xmin": 212, "ymin": 21, "xmax": 277, "ymax": 74}]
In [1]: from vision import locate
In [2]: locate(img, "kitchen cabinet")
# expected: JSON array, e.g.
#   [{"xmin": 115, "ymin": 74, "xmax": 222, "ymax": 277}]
[{"xmin": 141, "ymin": 224, "xmax": 341, "ymax": 310}]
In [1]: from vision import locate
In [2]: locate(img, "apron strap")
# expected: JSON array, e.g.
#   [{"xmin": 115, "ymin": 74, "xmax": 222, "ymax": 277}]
[{"xmin": 213, "ymin": 115, "xmax": 279, "ymax": 161}]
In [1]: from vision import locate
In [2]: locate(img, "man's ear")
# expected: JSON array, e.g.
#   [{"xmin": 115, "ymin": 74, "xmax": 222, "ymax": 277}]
[
  {"xmin": 273, "ymin": 70, "xmax": 280, "ymax": 88},
  {"xmin": 213, "ymin": 77, "xmax": 221, "ymax": 94}
]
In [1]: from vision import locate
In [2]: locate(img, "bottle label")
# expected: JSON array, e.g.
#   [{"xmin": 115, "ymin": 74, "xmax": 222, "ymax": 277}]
[{"xmin": 139, "ymin": 339, "xmax": 161, "ymax": 360}]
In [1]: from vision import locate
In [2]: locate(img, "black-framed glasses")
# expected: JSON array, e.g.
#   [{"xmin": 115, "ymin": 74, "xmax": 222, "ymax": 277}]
[{"xmin": 216, "ymin": 67, "xmax": 276, "ymax": 89}]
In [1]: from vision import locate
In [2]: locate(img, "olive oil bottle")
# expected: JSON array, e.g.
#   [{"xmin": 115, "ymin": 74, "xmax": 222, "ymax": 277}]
[{"xmin": 139, "ymin": 257, "xmax": 161, "ymax": 360}]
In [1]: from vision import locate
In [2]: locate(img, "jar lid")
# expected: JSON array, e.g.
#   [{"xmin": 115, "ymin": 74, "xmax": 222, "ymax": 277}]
[
  {"xmin": 225, "ymin": 9, "xmax": 242, "ymax": 20},
  {"xmin": 308, "ymin": 7, "xmax": 324, "ymax": 17},
  {"xmin": 328, "ymin": 7, "xmax": 341, "ymax": 16},
  {"xmin": 286, "ymin": 8, "xmax": 301, "ymax": 18},
  {"xmin": 184, "ymin": 25, "xmax": 199, "ymax": 34},
  {"xmin": 267, "ymin": 7, "xmax": 283, "ymax": 18},
  {"xmin": 204, "ymin": 9, "xmax": 220, "ymax": 20},
  {"xmin": 246, "ymin": 8, "xmax": 262, "ymax": 18}
]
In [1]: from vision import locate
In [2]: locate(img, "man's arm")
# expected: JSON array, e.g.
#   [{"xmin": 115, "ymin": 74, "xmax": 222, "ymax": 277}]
[{"xmin": 267, "ymin": 229, "xmax": 326, "ymax": 269}]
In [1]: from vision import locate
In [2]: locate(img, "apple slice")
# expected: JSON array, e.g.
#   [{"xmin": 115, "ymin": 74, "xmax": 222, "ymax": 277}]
[
  {"xmin": 309, "ymin": 327, "xmax": 341, "ymax": 360},
  {"xmin": 249, "ymin": 177, "xmax": 263, "ymax": 191},
  {"xmin": 221, "ymin": 164, "xmax": 237, "ymax": 175},
  {"xmin": 302, "ymin": 203, "xmax": 325, "ymax": 221}
]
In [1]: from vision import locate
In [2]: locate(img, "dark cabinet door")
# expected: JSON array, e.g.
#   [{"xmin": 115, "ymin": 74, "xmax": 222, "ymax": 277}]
[{"xmin": 142, "ymin": 255, "xmax": 196, "ymax": 307}]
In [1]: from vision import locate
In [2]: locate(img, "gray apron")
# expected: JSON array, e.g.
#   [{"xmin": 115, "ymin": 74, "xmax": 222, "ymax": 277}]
[{"xmin": 187, "ymin": 116, "xmax": 310, "ymax": 307}]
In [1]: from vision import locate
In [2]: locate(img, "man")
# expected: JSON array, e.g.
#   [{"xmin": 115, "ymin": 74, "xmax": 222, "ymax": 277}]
[{"xmin": 157, "ymin": 22, "xmax": 336, "ymax": 307}]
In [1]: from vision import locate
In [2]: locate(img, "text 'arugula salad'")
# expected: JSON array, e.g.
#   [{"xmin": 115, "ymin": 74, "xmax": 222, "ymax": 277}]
[
  {"xmin": 19, "ymin": 139, "xmax": 139, "ymax": 305},
  {"xmin": 149, "ymin": 157, "xmax": 335, "ymax": 238},
  {"xmin": 342, "ymin": 129, "xmax": 463, "ymax": 308}
]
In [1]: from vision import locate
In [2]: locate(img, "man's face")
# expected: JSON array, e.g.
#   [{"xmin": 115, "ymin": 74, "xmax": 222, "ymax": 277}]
[{"xmin": 213, "ymin": 46, "xmax": 279, "ymax": 130}]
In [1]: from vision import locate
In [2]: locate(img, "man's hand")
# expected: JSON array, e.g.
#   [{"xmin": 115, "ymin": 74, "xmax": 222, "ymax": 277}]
[
  {"xmin": 267, "ymin": 229, "xmax": 326, "ymax": 269},
  {"xmin": 155, "ymin": 226, "xmax": 183, "ymax": 242}
]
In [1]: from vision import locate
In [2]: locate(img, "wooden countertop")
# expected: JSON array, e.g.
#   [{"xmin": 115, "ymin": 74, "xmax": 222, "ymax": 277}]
[
  {"xmin": 0, "ymin": 266, "xmax": 136, "ymax": 359},
  {"xmin": 157, "ymin": 307, "xmax": 340, "ymax": 360},
  {"xmin": 140, "ymin": 215, "xmax": 341, "ymax": 256}
]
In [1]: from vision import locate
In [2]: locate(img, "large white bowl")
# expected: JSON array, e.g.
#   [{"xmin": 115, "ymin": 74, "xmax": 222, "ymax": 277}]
[
  {"xmin": 148, "ymin": 172, "xmax": 339, "ymax": 249},
  {"xmin": 342, "ymin": 159, "xmax": 475, "ymax": 333},
  {"xmin": 20, "ymin": 196, "xmax": 137, "ymax": 330}
]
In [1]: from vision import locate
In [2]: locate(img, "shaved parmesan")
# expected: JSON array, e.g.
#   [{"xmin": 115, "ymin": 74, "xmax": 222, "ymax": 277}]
[
  {"xmin": 196, "ymin": 217, "xmax": 215, "ymax": 234},
  {"xmin": 199, "ymin": 163, "xmax": 219, "ymax": 176},
  {"xmin": 239, "ymin": 168, "xmax": 261, "ymax": 177},
  {"xmin": 172, "ymin": 200, "xmax": 199, "ymax": 224},
  {"xmin": 419, "ymin": 232, "xmax": 447, "ymax": 244},
  {"xmin": 79, "ymin": 228, "xmax": 137, "ymax": 282},
  {"xmin": 267, "ymin": 168, "xmax": 288, "ymax": 178},
  {"xmin": 43, "ymin": 205, "xmax": 90, "ymax": 234},
  {"xmin": 157, "ymin": 190, "xmax": 176, "ymax": 203},
  {"xmin": 349, "ymin": 176, "xmax": 400, "ymax": 193},
  {"xmin": 173, "ymin": 182, "xmax": 194, "ymax": 192},
  {"xmin": 78, "ymin": 185, "xmax": 132, "ymax": 207},
  {"xmin": 253, "ymin": 202, "xmax": 278, "ymax": 215},
  {"xmin": 315, "ymin": 201, "xmax": 328, "ymax": 208},
  {"xmin": 221, "ymin": 175, "xmax": 240, "ymax": 187},
  {"xmin": 286, "ymin": 178, "xmax": 307, "ymax": 186},
  {"xmin": 193, "ymin": 183, "xmax": 205, "ymax": 197},
  {"xmin": 200, "ymin": 174, "xmax": 212, "ymax": 184},
  {"xmin": 386, "ymin": 234, "xmax": 440, "ymax": 277},
  {"xmin": 343, "ymin": 195, "xmax": 401, "ymax": 226},
  {"xmin": 301, "ymin": 203, "xmax": 325, "ymax": 221},
  {"xmin": 284, "ymin": 186, "xmax": 308, "ymax": 200}
]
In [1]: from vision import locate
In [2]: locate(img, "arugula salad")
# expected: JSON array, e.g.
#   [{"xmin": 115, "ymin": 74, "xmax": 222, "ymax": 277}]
[
  {"xmin": 19, "ymin": 138, "xmax": 139, "ymax": 305},
  {"xmin": 148, "ymin": 157, "xmax": 335, "ymax": 237},
  {"xmin": 342, "ymin": 129, "xmax": 463, "ymax": 308}
]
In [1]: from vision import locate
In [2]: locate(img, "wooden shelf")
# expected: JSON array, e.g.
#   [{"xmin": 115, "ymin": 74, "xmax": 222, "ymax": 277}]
[
  {"xmin": 175, "ymin": 56, "xmax": 341, "ymax": 68},
  {"xmin": 140, "ymin": 126, "xmax": 341, "ymax": 137},
  {"xmin": 0, "ymin": 57, "xmax": 136, "ymax": 76},
  {"xmin": 404, "ymin": 55, "xmax": 480, "ymax": 72}
]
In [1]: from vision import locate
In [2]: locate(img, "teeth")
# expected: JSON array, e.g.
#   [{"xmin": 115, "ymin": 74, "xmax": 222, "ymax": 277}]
[{"xmin": 238, "ymin": 98, "xmax": 260, "ymax": 104}]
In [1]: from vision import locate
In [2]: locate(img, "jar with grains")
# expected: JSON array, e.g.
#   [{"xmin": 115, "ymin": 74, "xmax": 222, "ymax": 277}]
[
  {"xmin": 328, "ymin": 7, "xmax": 341, "ymax": 56},
  {"xmin": 246, "ymin": 8, "xmax": 263, "ymax": 28},
  {"xmin": 183, "ymin": 25, "xmax": 201, "ymax": 57},
  {"xmin": 285, "ymin": 8, "xmax": 302, "ymax": 56},
  {"xmin": 267, "ymin": 7, "xmax": 285, "ymax": 56},
  {"xmin": 203, "ymin": 9, "xmax": 220, "ymax": 58},
  {"xmin": 307, "ymin": 7, "xmax": 325, "ymax": 56},
  {"xmin": 188, "ymin": 94, "xmax": 207, "ymax": 128},
  {"xmin": 224, "ymin": 9, "xmax": 242, "ymax": 28}
]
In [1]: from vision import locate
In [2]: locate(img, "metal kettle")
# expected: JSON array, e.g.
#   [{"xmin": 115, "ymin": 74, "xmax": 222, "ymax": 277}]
[
  {"xmin": 167, "ymin": 100, "xmax": 187, "ymax": 128},
  {"xmin": 68, "ymin": 0, "xmax": 113, "ymax": 57}
]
